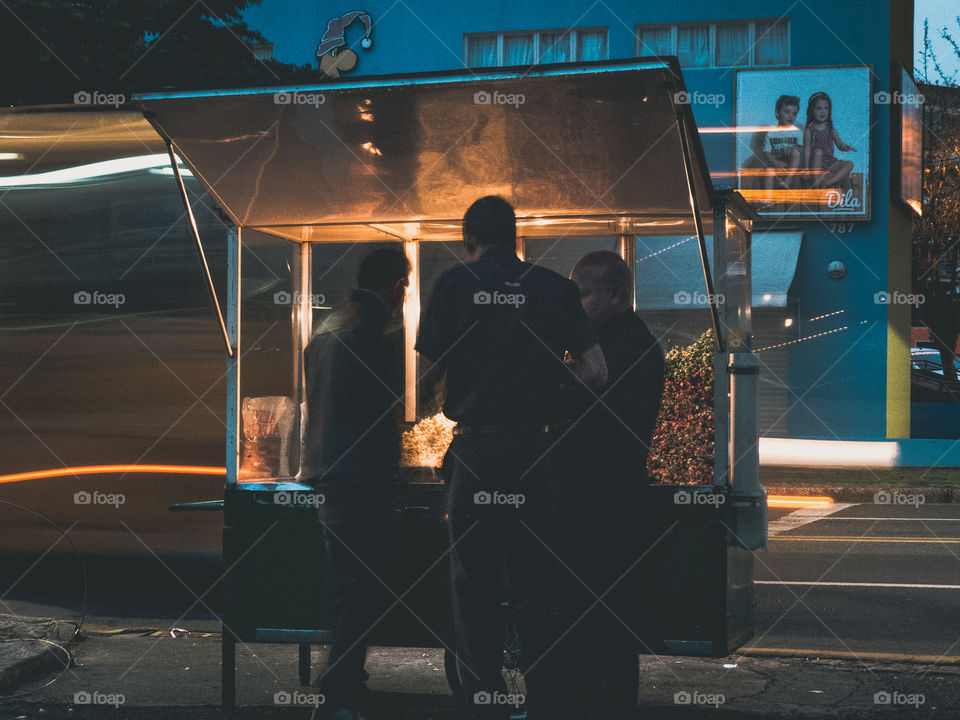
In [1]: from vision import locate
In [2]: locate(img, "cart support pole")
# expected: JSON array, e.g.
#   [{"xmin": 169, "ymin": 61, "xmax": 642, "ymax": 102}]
[
  {"xmin": 675, "ymin": 111, "xmax": 724, "ymax": 354},
  {"xmin": 728, "ymin": 352, "xmax": 767, "ymax": 550},
  {"xmin": 165, "ymin": 140, "xmax": 234, "ymax": 357}
]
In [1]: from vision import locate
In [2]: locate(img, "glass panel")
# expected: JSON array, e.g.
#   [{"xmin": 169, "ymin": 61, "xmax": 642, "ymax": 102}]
[
  {"xmin": 524, "ymin": 237, "xmax": 620, "ymax": 278},
  {"xmin": 677, "ymin": 25, "xmax": 710, "ymax": 67},
  {"xmin": 305, "ymin": 241, "xmax": 409, "ymax": 479},
  {"xmin": 715, "ymin": 23, "xmax": 749, "ymax": 67},
  {"xmin": 634, "ymin": 235, "xmax": 715, "ymax": 350},
  {"xmin": 577, "ymin": 29, "xmax": 607, "ymax": 61},
  {"xmin": 467, "ymin": 34, "xmax": 498, "ymax": 67},
  {"xmin": 719, "ymin": 209, "xmax": 751, "ymax": 351},
  {"xmin": 407, "ymin": 241, "xmax": 465, "ymax": 469},
  {"xmin": 0, "ymin": 111, "xmax": 229, "ymax": 490},
  {"xmin": 539, "ymin": 31, "xmax": 571, "ymax": 63},
  {"xmin": 238, "ymin": 230, "xmax": 297, "ymax": 481},
  {"xmin": 504, "ymin": 34, "xmax": 535, "ymax": 65},
  {"xmin": 311, "ymin": 242, "xmax": 396, "ymax": 331},
  {"xmin": 754, "ymin": 19, "xmax": 789, "ymax": 65},
  {"xmin": 638, "ymin": 26, "xmax": 672, "ymax": 57}
]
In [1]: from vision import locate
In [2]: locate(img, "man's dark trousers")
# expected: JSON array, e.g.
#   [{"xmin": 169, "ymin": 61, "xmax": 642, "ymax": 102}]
[
  {"xmin": 315, "ymin": 479, "xmax": 394, "ymax": 705},
  {"xmin": 562, "ymin": 473, "xmax": 644, "ymax": 720},
  {"xmin": 445, "ymin": 431, "xmax": 568, "ymax": 720}
]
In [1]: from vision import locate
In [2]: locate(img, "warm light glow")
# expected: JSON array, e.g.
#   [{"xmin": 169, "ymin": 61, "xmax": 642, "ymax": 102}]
[
  {"xmin": 739, "ymin": 188, "xmax": 847, "ymax": 202},
  {"xmin": 403, "ymin": 240, "xmax": 419, "ymax": 423},
  {"xmin": 700, "ymin": 125, "xmax": 801, "ymax": 134},
  {"xmin": 0, "ymin": 464, "xmax": 226, "ymax": 484},
  {"xmin": 767, "ymin": 495, "xmax": 834, "ymax": 508},
  {"xmin": 360, "ymin": 142, "xmax": 382, "ymax": 156},
  {"xmin": 400, "ymin": 413, "xmax": 456, "ymax": 467},
  {"xmin": 784, "ymin": 318, "xmax": 794, "ymax": 327},
  {"xmin": 0, "ymin": 153, "xmax": 23, "ymax": 161},
  {"xmin": 711, "ymin": 169, "xmax": 826, "ymax": 177}
]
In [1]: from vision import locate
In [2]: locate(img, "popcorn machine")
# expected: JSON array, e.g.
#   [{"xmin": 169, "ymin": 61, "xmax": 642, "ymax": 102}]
[{"xmin": 134, "ymin": 57, "xmax": 766, "ymax": 708}]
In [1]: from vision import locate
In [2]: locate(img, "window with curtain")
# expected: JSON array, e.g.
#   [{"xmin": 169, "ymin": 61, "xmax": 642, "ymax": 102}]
[
  {"xmin": 715, "ymin": 23, "xmax": 750, "ymax": 66},
  {"xmin": 577, "ymin": 29, "xmax": 607, "ymax": 61},
  {"xmin": 677, "ymin": 26, "xmax": 710, "ymax": 67},
  {"xmin": 504, "ymin": 34, "xmax": 535, "ymax": 65},
  {"xmin": 465, "ymin": 28, "xmax": 606, "ymax": 67},
  {"xmin": 539, "ymin": 32, "xmax": 571, "ymax": 63},
  {"xmin": 467, "ymin": 35, "xmax": 498, "ymax": 68},
  {"xmin": 639, "ymin": 26, "xmax": 672, "ymax": 57},
  {"xmin": 754, "ymin": 18, "xmax": 789, "ymax": 65},
  {"xmin": 637, "ymin": 19, "xmax": 788, "ymax": 67}
]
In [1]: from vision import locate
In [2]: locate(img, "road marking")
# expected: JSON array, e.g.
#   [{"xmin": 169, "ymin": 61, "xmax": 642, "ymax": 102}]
[
  {"xmin": 768, "ymin": 495, "xmax": 834, "ymax": 508},
  {"xmin": 810, "ymin": 517, "xmax": 960, "ymax": 522},
  {"xmin": 756, "ymin": 580, "xmax": 960, "ymax": 589},
  {"xmin": 772, "ymin": 536, "xmax": 960, "ymax": 543},
  {"xmin": 767, "ymin": 502, "xmax": 853, "ymax": 538},
  {"xmin": 740, "ymin": 648, "xmax": 960, "ymax": 664}
]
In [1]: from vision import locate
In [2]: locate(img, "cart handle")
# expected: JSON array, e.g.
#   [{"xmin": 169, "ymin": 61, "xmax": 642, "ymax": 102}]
[{"xmin": 169, "ymin": 500, "xmax": 225, "ymax": 511}]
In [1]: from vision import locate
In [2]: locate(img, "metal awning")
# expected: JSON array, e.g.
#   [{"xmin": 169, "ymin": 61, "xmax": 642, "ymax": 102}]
[{"xmin": 131, "ymin": 58, "xmax": 716, "ymax": 240}]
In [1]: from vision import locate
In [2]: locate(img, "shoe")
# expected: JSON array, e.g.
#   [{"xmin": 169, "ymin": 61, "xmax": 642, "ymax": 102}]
[{"xmin": 316, "ymin": 706, "xmax": 360, "ymax": 720}]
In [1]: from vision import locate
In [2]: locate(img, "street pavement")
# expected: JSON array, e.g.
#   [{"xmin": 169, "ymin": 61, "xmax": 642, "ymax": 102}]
[{"xmin": 4, "ymin": 499, "xmax": 960, "ymax": 718}]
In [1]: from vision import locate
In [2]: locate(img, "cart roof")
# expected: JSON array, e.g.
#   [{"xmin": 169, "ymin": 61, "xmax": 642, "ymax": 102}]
[{"xmin": 131, "ymin": 59, "xmax": 716, "ymax": 241}]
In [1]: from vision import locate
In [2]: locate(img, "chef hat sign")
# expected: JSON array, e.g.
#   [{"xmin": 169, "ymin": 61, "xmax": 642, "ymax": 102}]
[{"xmin": 317, "ymin": 10, "xmax": 373, "ymax": 58}]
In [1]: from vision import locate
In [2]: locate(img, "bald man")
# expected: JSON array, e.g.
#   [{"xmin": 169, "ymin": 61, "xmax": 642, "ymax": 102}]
[{"xmin": 563, "ymin": 250, "xmax": 665, "ymax": 719}]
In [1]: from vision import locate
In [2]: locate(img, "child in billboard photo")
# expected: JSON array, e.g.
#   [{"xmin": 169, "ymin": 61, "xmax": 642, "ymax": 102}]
[
  {"xmin": 803, "ymin": 91, "xmax": 856, "ymax": 189},
  {"xmin": 760, "ymin": 94, "xmax": 803, "ymax": 191}
]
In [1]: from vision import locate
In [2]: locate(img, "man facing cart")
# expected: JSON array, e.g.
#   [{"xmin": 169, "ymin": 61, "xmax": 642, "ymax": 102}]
[
  {"xmin": 416, "ymin": 196, "xmax": 607, "ymax": 719},
  {"xmin": 563, "ymin": 250, "xmax": 665, "ymax": 720},
  {"xmin": 302, "ymin": 248, "xmax": 409, "ymax": 720}
]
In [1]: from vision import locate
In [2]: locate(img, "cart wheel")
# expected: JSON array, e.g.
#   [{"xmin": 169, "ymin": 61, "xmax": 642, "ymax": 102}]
[
  {"xmin": 443, "ymin": 609, "xmax": 526, "ymax": 719},
  {"xmin": 501, "ymin": 616, "xmax": 526, "ymax": 720}
]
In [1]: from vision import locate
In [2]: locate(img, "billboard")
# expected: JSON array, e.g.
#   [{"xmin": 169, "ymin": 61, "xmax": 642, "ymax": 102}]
[{"xmin": 734, "ymin": 66, "xmax": 872, "ymax": 220}]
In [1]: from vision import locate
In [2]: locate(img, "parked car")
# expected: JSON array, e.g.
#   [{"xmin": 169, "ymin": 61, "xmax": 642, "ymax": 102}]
[{"xmin": 911, "ymin": 347, "xmax": 960, "ymax": 376}]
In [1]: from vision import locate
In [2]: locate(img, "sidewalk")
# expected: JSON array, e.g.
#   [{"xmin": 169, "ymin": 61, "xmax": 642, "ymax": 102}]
[{"xmin": 2, "ymin": 625, "xmax": 957, "ymax": 718}]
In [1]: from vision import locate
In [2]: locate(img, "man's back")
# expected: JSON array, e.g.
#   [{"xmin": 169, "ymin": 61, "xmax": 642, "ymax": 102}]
[
  {"xmin": 302, "ymin": 290, "xmax": 402, "ymax": 482},
  {"xmin": 574, "ymin": 311, "xmax": 664, "ymax": 483},
  {"xmin": 416, "ymin": 247, "xmax": 595, "ymax": 426}
]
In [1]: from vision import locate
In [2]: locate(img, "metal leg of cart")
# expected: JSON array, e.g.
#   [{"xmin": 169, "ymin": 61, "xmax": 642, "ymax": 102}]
[
  {"xmin": 222, "ymin": 626, "xmax": 236, "ymax": 711},
  {"xmin": 298, "ymin": 643, "xmax": 312, "ymax": 686}
]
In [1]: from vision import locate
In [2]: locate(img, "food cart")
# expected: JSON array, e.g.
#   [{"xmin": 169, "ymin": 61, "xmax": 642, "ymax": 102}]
[{"xmin": 130, "ymin": 57, "xmax": 767, "ymax": 710}]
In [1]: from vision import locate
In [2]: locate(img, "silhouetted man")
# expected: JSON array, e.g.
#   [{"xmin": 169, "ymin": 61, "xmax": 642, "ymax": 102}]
[
  {"xmin": 302, "ymin": 248, "xmax": 409, "ymax": 720},
  {"xmin": 417, "ymin": 196, "xmax": 606, "ymax": 720},
  {"xmin": 564, "ymin": 250, "xmax": 665, "ymax": 720}
]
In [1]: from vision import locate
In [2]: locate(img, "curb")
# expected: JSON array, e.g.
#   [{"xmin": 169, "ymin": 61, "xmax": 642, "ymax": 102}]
[
  {"xmin": 0, "ymin": 638, "xmax": 71, "ymax": 694},
  {"xmin": 739, "ymin": 647, "xmax": 960, "ymax": 666},
  {"xmin": 765, "ymin": 486, "xmax": 960, "ymax": 503}
]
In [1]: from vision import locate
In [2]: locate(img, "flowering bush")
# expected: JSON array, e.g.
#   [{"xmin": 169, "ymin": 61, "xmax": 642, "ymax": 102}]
[{"xmin": 648, "ymin": 329, "xmax": 715, "ymax": 485}]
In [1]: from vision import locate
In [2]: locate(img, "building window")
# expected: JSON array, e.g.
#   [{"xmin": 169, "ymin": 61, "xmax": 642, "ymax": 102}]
[
  {"xmin": 637, "ymin": 18, "xmax": 789, "ymax": 68},
  {"xmin": 251, "ymin": 42, "xmax": 274, "ymax": 61},
  {"xmin": 465, "ymin": 28, "xmax": 608, "ymax": 68}
]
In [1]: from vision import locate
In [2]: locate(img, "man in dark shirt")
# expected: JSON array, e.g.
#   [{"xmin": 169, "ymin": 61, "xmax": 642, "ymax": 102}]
[
  {"xmin": 416, "ymin": 196, "xmax": 606, "ymax": 720},
  {"xmin": 302, "ymin": 247, "xmax": 408, "ymax": 719},
  {"xmin": 563, "ymin": 250, "xmax": 665, "ymax": 720}
]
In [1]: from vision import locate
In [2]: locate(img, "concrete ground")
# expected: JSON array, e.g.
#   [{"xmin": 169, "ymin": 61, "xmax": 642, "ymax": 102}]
[{"xmin": 1, "ymin": 625, "xmax": 958, "ymax": 718}]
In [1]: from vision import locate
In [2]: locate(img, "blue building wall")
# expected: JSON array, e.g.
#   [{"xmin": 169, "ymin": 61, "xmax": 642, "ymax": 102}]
[{"xmin": 245, "ymin": 0, "xmax": 908, "ymax": 440}]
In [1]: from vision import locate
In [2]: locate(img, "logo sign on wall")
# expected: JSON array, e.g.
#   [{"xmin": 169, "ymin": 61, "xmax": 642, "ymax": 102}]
[
  {"xmin": 317, "ymin": 10, "xmax": 373, "ymax": 78},
  {"xmin": 734, "ymin": 66, "xmax": 872, "ymax": 220}
]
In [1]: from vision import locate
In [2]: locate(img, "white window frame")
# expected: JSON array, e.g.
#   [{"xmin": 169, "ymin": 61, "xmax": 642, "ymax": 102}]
[
  {"xmin": 464, "ymin": 27, "xmax": 609, "ymax": 68},
  {"xmin": 635, "ymin": 18, "xmax": 790, "ymax": 69}
]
